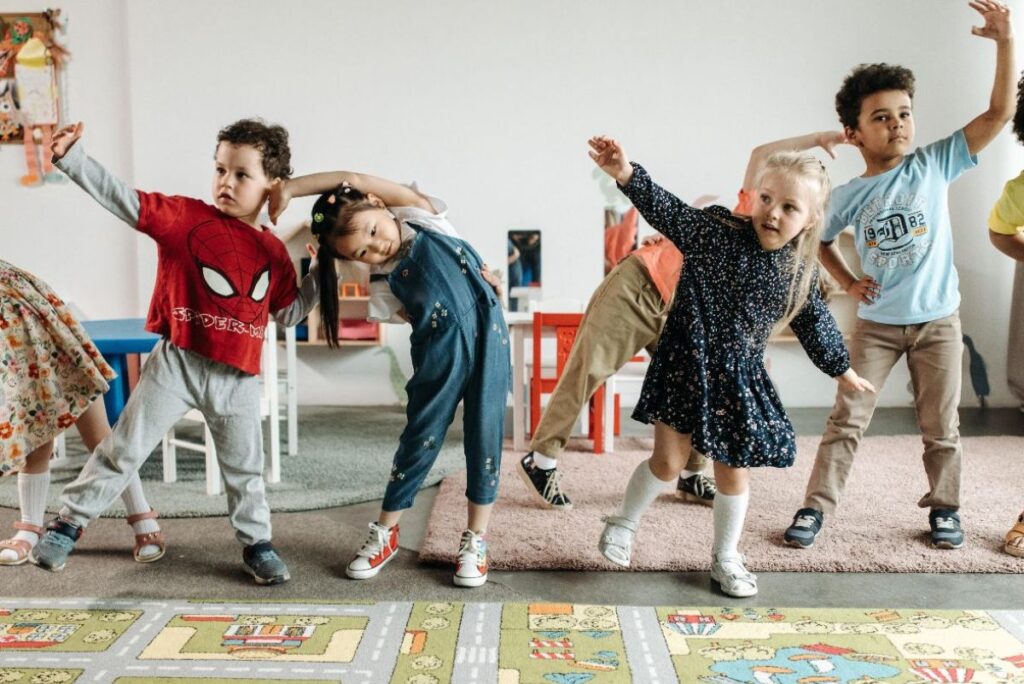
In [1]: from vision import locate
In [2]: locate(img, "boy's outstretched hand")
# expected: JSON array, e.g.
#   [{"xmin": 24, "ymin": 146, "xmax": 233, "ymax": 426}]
[
  {"xmin": 50, "ymin": 121, "xmax": 84, "ymax": 162},
  {"xmin": 837, "ymin": 368, "xmax": 876, "ymax": 394},
  {"xmin": 588, "ymin": 136, "xmax": 633, "ymax": 186},
  {"xmin": 970, "ymin": 0, "xmax": 1013, "ymax": 41}
]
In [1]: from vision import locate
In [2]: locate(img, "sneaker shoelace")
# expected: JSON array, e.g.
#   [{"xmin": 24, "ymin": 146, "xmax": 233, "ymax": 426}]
[
  {"xmin": 793, "ymin": 515, "xmax": 818, "ymax": 529},
  {"xmin": 934, "ymin": 516, "xmax": 958, "ymax": 530},
  {"xmin": 458, "ymin": 533, "xmax": 485, "ymax": 563},
  {"xmin": 251, "ymin": 548, "xmax": 278, "ymax": 568},
  {"xmin": 357, "ymin": 524, "xmax": 388, "ymax": 559},
  {"xmin": 542, "ymin": 469, "xmax": 567, "ymax": 502},
  {"xmin": 691, "ymin": 475, "xmax": 717, "ymax": 497}
]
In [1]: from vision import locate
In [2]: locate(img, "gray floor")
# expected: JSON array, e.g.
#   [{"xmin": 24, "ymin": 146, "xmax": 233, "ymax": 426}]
[{"xmin": 1, "ymin": 406, "xmax": 1022, "ymax": 608}]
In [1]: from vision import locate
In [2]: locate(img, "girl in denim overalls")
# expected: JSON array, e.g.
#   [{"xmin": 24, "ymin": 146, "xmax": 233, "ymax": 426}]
[{"xmin": 270, "ymin": 172, "xmax": 509, "ymax": 587}]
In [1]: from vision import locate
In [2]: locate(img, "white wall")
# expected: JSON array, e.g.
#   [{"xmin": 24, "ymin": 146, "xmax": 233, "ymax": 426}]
[
  {"xmin": 6, "ymin": 0, "xmax": 1021, "ymax": 406},
  {"xmin": 1, "ymin": 0, "xmax": 140, "ymax": 318}
]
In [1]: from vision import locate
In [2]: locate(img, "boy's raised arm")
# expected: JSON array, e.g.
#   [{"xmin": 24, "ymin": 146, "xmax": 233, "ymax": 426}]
[
  {"xmin": 269, "ymin": 171, "xmax": 433, "ymax": 224},
  {"xmin": 963, "ymin": 0, "xmax": 1016, "ymax": 155},
  {"xmin": 51, "ymin": 122, "xmax": 141, "ymax": 227}
]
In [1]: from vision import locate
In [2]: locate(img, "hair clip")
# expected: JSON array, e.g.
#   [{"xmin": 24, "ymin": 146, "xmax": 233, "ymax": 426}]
[
  {"xmin": 327, "ymin": 195, "xmax": 336, "ymax": 205},
  {"xmin": 313, "ymin": 212, "xmax": 324, "ymax": 224}
]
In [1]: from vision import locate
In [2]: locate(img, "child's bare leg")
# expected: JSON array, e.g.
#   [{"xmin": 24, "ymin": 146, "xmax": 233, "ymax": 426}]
[
  {"xmin": 600, "ymin": 423, "xmax": 689, "ymax": 567},
  {"xmin": 466, "ymin": 502, "xmax": 492, "ymax": 534},
  {"xmin": 76, "ymin": 400, "xmax": 162, "ymax": 560},
  {"xmin": 378, "ymin": 510, "xmax": 402, "ymax": 528}
]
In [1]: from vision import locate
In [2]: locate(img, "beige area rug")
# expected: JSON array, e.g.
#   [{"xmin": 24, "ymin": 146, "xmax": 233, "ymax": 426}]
[{"xmin": 420, "ymin": 435, "xmax": 1024, "ymax": 573}]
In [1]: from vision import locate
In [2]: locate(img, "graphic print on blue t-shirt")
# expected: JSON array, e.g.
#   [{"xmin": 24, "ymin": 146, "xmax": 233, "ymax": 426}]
[
  {"xmin": 824, "ymin": 130, "xmax": 977, "ymax": 325},
  {"xmin": 857, "ymin": 191, "xmax": 930, "ymax": 270}
]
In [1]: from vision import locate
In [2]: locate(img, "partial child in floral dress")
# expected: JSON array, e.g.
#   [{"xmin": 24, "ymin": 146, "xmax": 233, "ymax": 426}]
[{"xmin": 0, "ymin": 260, "xmax": 164, "ymax": 566}]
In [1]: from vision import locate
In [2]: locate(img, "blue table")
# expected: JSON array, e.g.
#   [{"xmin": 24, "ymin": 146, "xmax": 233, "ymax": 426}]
[{"xmin": 81, "ymin": 318, "xmax": 160, "ymax": 424}]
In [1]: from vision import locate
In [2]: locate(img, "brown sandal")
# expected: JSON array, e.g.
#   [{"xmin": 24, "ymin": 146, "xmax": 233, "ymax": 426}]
[
  {"xmin": 126, "ymin": 510, "xmax": 166, "ymax": 563},
  {"xmin": 0, "ymin": 522, "xmax": 45, "ymax": 566},
  {"xmin": 1005, "ymin": 515, "xmax": 1024, "ymax": 558}
]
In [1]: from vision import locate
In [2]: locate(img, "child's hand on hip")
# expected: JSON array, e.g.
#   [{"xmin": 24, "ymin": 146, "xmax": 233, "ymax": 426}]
[
  {"xmin": 480, "ymin": 263, "xmax": 504, "ymax": 300},
  {"xmin": 50, "ymin": 121, "xmax": 83, "ymax": 162},
  {"xmin": 846, "ymin": 276, "xmax": 881, "ymax": 305},
  {"xmin": 970, "ymin": 0, "xmax": 1013, "ymax": 41},
  {"xmin": 588, "ymin": 136, "xmax": 633, "ymax": 186},
  {"xmin": 837, "ymin": 368, "xmax": 876, "ymax": 393}
]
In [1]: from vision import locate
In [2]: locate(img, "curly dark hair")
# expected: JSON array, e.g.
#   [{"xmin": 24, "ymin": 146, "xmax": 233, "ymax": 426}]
[
  {"xmin": 216, "ymin": 118, "xmax": 293, "ymax": 180},
  {"xmin": 835, "ymin": 63, "xmax": 915, "ymax": 131},
  {"xmin": 1013, "ymin": 69, "xmax": 1024, "ymax": 145}
]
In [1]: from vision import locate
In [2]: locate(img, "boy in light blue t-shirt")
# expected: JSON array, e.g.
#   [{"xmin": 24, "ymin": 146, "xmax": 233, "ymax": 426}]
[{"xmin": 783, "ymin": 0, "xmax": 1016, "ymax": 551}]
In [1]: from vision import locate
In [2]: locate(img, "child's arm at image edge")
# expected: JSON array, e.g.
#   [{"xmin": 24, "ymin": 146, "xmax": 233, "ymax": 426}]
[
  {"xmin": 54, "ymin": 143, "xmax": 141, "ymax": 227},
  {"xmin": 962, "ymin": 1, "xmax": 1016, "ymax": 155}
]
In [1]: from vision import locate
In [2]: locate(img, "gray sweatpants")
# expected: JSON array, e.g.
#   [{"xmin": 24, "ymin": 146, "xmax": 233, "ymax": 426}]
[{"xmin": 60, "ymin": 339, "xmax": 271, "ymax": 546}]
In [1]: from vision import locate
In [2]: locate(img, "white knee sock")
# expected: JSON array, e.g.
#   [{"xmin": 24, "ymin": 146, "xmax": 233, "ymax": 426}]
[
  {"xmin": 120, "ymin": 474, "xmax": 160, "ymax": 555},
  {"xmin": 0, "ymin": 471, "xmax": 50, "ymax": 561},
  {"xmin": 616, "ymin": 459, "xmax": 673, "ymax": 523},
  {"xmin": 712, "ymin": 490, "xmax": 749, "ymax": 558}
]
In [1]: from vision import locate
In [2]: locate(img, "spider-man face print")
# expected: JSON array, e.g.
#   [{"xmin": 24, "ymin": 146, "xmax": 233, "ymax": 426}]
[{"xmin": 188, "ymin": 220, "xmax": 271, "ymax": 324}]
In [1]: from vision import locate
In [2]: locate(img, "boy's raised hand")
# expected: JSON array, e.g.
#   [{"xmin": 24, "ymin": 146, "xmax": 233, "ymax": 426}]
[
  {"xmin": 970, "ymin": 0, "xmax": 1013, "ymax": 41},
  {"xmin": 267, "ymin": 179, "xmax": 291, "ymax": 225},
  {"xmin": 50, "ymin": 121, "xmax": 83, "ymax": 162},
  {"xmin": 817, "ymin": 131, "xmax": 851, "ymax": 159},
  {"xmin": 588, "ymin": 136, "xmax": 633, "ymax": 185}
]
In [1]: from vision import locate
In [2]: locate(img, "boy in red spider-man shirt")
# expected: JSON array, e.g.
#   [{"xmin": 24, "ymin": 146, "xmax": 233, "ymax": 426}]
[{"xmin": 30, "ymin": 119, "xmax": 316, "ymax": 585}]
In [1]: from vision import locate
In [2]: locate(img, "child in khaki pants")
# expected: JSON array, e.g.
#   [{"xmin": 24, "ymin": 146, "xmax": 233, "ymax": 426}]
[
  {"xmin": 987, "ymin": 63, "xmax": 1024, "ymax": 559},
  {"xmin": 784, "ymin": 0, "xmax": 1016, "ymax": 551}
]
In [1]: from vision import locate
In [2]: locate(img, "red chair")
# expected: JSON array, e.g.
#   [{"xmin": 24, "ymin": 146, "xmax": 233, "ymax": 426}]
[{"xmin": 529, "ymin": 312, "xmax": 620, "ymax": 453}]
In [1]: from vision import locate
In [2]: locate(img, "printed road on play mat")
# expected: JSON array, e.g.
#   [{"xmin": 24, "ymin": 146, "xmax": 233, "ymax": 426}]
[{"xmin": 1, "ymin": 598, "xmax": 1023, "ymax": 683}]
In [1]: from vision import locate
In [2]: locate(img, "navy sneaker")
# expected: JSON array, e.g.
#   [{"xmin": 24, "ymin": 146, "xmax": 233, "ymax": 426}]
[
  {"xmin": 29, "ymin": 518, "xmax": 82, "ymax": 572},
  {"xmin": 929, "ymin": 509, "xmax": 964, "ymax": 549},
  {"xmin": 517, "ymin": 453, "xmax": 572, "ymax": 509},
  {"xmin": 243, "ymin": 541, "xmax": 291, "ymax": 585},
  {"xmin": 675, "ymin": 473, "xmax": 717, "ymax": 506},
  {"xmin": 783, "ymin": 508, "xmax": 824, "ymax": 549}
]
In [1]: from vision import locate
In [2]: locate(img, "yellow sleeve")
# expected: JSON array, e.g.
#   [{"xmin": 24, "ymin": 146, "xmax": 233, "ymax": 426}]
[{"xmin": 988, "ymin": 173, "xmax": 1024, "ymax": 235}]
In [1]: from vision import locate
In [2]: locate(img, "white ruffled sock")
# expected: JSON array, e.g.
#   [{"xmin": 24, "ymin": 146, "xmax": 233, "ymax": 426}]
[
  {"xmin": 120, "ymin": 474, "xmax": 160, "ymax": 557},
  {"xmin": 0, "ymin": 471, "xmax": 49, "ymax": 562}
]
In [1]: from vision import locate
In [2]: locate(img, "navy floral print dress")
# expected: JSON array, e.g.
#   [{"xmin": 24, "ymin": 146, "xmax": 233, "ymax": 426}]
[{"xmin": 620, "ymin": 163, "xmax": 850, "ymax": 468}]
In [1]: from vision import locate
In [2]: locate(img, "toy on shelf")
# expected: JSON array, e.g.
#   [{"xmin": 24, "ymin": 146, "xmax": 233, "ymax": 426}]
[{"xmin": 0, "ymin": 10, "xmax": 68, "ymax": 187}]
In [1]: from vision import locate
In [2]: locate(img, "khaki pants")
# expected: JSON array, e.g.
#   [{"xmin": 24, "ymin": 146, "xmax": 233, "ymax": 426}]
[
  {"xmin": 530, "ymin": 255, "xmax": 706, "ymax": 472},
  {"xmin": 803, "ymin": 311, "xmax": 963, "ymax": 514},
  {"xmin": 1009, "ymin": 261, "xmax": 1024, "ymax": 405}
]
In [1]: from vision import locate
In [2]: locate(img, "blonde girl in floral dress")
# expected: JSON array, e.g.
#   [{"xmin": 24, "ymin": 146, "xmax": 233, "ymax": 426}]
[{"xmin": 0, "ymin": 260, "xmax": 165, "ymax": 565}]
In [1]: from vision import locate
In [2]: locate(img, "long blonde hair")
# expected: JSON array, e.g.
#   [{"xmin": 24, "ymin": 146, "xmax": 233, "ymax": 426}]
[{"xmin": 757, "ymin": 151, "xmax": 832, "ymax": 332}]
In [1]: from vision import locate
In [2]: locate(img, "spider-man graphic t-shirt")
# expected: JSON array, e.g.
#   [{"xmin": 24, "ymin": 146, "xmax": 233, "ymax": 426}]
[{"xmin": 136, "ymin": 192, "xmax": 298, "ymax": 375}]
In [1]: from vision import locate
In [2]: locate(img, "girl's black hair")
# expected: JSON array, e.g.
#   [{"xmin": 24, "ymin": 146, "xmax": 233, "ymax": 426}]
[
  {"xmin": 1013, "ymin": 69, "xmax": 1024, "ymax": 145},
  {"xmin": 310, "ymin": 184, "xmax": 374, "ymax": 348}
]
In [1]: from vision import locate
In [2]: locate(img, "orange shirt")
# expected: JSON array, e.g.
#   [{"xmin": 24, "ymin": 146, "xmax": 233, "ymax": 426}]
[{"xmin": 632, "ymin": 239, "xmax": 684, "ymax": 305}]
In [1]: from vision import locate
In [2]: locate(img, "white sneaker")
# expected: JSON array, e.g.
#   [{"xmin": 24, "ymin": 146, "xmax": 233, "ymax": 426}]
[
  {"xmin": 710, "ymin": 552, "xmax": 758, "ymax": 597},
  {"xmin": 453, "ymin": 530, "xmax": 488, "ymax": 588},
  {"xmin": 598, "ymin": 515, "xmax": 637, "ymax": 568},
  {"xmin": 346, "ymin": 522, "xmax": 399, "ymax": 580}
]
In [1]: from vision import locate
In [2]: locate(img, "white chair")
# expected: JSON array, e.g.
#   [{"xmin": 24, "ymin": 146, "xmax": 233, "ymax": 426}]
[
  {"xmin": 279, "ymin": 325, "xmax": 298, "ymax": 456},
  {"xmin": 162, "ymin": 408, "xmax": 221, "ymax": 495},
  {"xmin": 161, "ymin": 321, "xmax": 288, "ymax": 494},
  {"xmin": 603, "ymin": 354, "xmax": 650, "ymax": 453}
]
